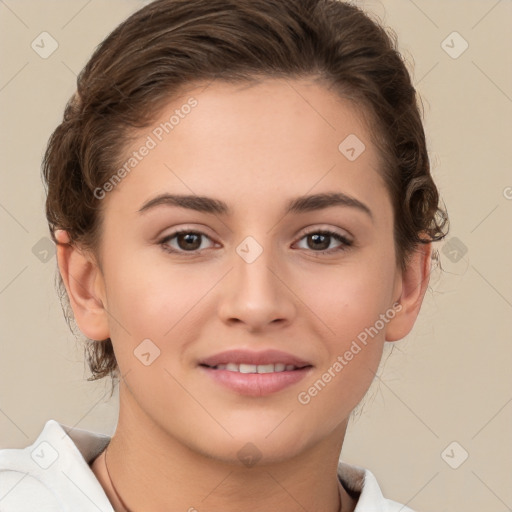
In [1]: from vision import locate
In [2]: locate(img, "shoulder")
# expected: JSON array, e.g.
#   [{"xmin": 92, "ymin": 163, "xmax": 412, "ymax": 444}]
[
  {"xmin": 0, "ymin": 419, "xmax": 114, "ymax": 511},
  {"xmin": 337, "ymin": 460, "xmax": 417, "ymax": 511}
]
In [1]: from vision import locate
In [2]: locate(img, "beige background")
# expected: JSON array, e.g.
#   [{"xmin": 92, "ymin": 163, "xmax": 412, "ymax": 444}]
[{"xmin": 1, "ymin": 0, "xmax": 511, "ymax": 510}]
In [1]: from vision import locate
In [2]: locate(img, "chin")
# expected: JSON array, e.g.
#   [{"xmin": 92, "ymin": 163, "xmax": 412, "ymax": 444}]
[{"xmin": 189, "ymin": 423, "xmax": 316, "ymax": 467}]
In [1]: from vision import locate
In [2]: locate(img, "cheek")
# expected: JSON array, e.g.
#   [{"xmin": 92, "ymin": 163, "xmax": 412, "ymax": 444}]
[
  {"xmin": 295, "ymin": 256, "xmax": 395, "ymax": 339},
  {"xmin": 103, "ymin": 255, "xmax": 218, "ymax": 351},
  {"xmin": 292, "ymin": 260, "xmax": 393, "ymax": 414},
  {"xmin": 294, "ymin": 270, "xmax": 391, "ymax": 423}
]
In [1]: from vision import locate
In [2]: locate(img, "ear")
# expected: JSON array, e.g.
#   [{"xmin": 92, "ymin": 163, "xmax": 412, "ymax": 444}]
[
  {"xmin": 55, "ymin": 230, "xmax": 110, "ymax": 341},
  {"xmin": 385, "ymin": 242, "xmax": 432, "ymax": 342}
]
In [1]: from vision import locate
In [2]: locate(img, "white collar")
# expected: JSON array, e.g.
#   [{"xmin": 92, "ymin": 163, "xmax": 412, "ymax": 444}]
[{"xmin": 0, "ymin": 419, "xmax": 411, "ymax": 511}]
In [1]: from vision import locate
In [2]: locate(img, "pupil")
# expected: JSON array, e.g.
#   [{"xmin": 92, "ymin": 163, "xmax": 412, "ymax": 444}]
[
  {"xmin": 310, "ymin": 234, "xmax": 329, "ymax": 250},
  {"xmin": 179, "ymin": 233, "xmax": 200, "ymax": 250}
]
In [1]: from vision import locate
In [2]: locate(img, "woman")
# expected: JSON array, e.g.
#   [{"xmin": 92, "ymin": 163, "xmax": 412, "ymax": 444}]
[{"xmin": 0, "ymin": 0, "xmax": 448, "ymax": 510}]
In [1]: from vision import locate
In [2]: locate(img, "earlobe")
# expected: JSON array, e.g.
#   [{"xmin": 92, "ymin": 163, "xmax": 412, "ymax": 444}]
[
  {"xmin": 385, "ymin": 242, "xmax": 432, "ymax": 342},
  {"xmin": 55, "ymin": 230, "xmax": 110, "ymax": 341}
]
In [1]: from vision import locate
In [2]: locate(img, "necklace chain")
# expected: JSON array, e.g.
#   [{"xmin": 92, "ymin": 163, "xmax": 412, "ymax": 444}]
[
  {"xmin": 103, "ymin": 444, "xmax": 133, "ymax": 512},
  {"xmin": 103, "ymin": 445, "xmax": 342, "ymax": 512}
]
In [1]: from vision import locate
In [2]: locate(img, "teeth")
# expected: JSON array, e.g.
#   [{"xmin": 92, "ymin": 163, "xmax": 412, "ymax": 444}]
[
  {"xmin": 239, "ymin": 364, "xmax": 257, "ymax": 374},
  {"xmin": 212, "ymin": 363, "xmax": 299, "ymax": 373}
]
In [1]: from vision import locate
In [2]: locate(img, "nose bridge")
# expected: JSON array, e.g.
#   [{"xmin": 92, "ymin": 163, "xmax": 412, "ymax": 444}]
[
  {"xmin": 218, "ymin": 232, "xmax": 294, "ymax": 328},
  {"xmin": 234, "ymin": 233, "xmax": 280, "ymax": 295}
]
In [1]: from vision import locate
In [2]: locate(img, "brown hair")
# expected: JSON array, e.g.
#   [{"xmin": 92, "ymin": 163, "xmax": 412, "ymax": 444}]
[{"xmin": 42, "ymin": 0, "xmax": 449, "ymax": 387}]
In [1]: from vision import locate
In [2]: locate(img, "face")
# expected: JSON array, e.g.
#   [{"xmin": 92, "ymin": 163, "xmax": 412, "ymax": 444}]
[{"xmin": 89, "ymin": 78, "xmax": 404, "ymax": 463}]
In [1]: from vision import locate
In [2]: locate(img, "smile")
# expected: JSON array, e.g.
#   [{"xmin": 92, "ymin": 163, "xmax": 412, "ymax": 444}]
[{"xmin": 205, "ymin": 363, "xmax": 302, "ymax": 373}]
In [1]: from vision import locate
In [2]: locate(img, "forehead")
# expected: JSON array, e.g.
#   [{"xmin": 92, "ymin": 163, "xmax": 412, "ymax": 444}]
[
  {"xmin": 105, "ymin": 78, "xmax": 389, "ymax": 216},
  {"xmin": 170, "ymin": 77, "xmax": 374, "ymax": 160}
]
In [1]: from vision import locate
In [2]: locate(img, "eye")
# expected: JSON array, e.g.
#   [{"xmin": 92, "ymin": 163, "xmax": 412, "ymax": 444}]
[
  {"xmin": 159, "ymin": 228, "xmax": 353, "ymax": 256},
  {"xmin": 160, "ymin": 229, "xmax": 215, "ymax": 254},
  {"xmin": 295, "ymin": 229, "xmax": 353, "ymax": 254}
]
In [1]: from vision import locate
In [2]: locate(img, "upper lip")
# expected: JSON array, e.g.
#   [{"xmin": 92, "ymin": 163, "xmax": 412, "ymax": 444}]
[{"xmin": 199, "ymin": 349, "xmax": 312, "ymax": 368}]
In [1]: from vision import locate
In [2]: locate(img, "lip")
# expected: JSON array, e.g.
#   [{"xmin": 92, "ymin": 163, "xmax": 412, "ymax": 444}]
[{"xmin": 198, "ymin": 349, "xmax": 313, "ymax": 397}]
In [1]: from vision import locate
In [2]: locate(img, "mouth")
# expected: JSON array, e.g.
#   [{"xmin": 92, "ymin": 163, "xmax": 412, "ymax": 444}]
[
  {"xmin": 200, "ymin": 362, "xmax": 309, "ymax": 373},
  {"xmin": 198, "ymin": 349, "xmax": 313, "ymax": 396}
]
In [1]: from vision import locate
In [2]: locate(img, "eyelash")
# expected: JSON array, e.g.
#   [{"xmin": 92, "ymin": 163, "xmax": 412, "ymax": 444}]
[{"xmin": 159, "ymin": 228, "xmax": 353, "ymax": 256}]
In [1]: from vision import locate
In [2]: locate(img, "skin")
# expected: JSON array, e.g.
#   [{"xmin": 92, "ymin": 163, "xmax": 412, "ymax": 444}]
[{"xmin": 56, "ymin": 78, "xmax": 431, "ymax": 512}]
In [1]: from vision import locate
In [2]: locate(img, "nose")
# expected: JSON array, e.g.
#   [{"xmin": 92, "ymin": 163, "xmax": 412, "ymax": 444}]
[{"xmin": 217, "ymin": 237, "xmax": 296, "ymax": 332}]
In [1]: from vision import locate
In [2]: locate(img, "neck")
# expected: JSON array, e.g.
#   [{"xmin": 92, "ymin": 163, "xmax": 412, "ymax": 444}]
[{"xmin": 93, "ymin": 382, "xmax": 353, "ymax": 512}]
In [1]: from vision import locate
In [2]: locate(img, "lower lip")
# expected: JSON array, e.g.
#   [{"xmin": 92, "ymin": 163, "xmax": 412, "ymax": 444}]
[{"xmin": 200, "ymin": 366, "xmax": 312, "ymax": 397}]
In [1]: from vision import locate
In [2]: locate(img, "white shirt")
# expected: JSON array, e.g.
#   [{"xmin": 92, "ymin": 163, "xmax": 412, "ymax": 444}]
[{"xmin": 0, "ymin": 419, "xmax": 415, "ymax": 511}]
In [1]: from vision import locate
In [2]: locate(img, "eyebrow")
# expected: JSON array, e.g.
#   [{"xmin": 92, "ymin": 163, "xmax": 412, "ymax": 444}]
[{"xmin": 138, "ymin": 192, "xmax": 373, "ymax": 221}]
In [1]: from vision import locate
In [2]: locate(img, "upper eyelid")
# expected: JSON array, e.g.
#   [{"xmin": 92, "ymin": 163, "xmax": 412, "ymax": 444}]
[{"xmin": 296, "ymin": 225, "xmax": 352, "ymax": 241}]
